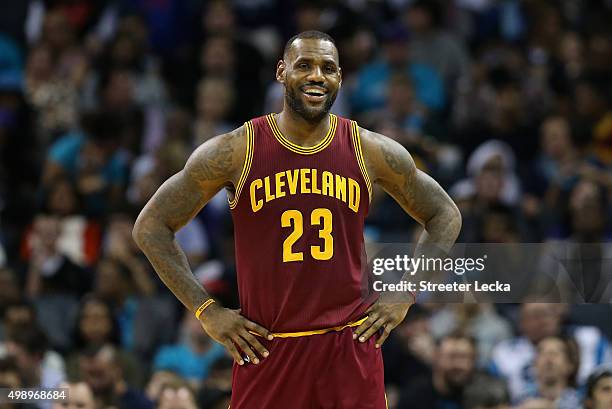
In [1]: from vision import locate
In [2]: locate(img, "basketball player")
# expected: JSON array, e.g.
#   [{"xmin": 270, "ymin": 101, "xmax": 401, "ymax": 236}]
[{"xmin": 133, "ymin": 31, "xmax": 461, "ymax": 409}]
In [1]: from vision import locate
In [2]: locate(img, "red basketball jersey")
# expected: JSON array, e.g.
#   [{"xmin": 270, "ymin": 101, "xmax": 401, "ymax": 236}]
[{"xmin": 229, "ymin": 113, "xmax": 375, "ymax": 332}]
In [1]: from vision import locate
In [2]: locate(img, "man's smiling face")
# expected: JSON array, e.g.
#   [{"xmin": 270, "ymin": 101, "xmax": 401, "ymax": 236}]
[{"xmin": 277, "ymin": 38, "xmax": 342, "ymax": 123}]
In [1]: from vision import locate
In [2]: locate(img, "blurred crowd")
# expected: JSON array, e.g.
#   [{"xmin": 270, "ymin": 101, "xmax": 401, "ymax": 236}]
[{"xmin": 0, "ymin": 0, "xmax": 612, "ymax": 408}]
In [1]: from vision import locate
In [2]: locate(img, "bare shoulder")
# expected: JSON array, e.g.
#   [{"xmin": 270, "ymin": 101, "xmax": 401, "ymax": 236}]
[
  {"xmin": 185, "ymin": 125, "xmax": 247, "ymax": 188},
  {"xmin": 357, "ymin": 126, "xmax": 416, "ymax": 185}
]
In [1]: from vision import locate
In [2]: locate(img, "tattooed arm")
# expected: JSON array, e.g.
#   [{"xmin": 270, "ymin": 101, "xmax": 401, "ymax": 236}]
[
  {"xmin": 353, "ymin": 128, "xmax": 462, "ymax": 347},
  {"xmin": 362, "ymin": 129, "xmax": 462, "ymax": 252},
  {"xmin": 133, "ymin": 127, "xmax": 271, "ymax": 365}
]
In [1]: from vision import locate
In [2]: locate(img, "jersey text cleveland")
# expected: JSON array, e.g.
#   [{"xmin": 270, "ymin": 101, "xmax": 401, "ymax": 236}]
[{"xmin": 249, "ymin": 168, "xmax": 362, "ymax": 213}]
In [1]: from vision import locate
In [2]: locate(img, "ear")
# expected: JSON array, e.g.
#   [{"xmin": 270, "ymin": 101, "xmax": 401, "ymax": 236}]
[
  {"xmin": 338, "ymin": 66, "xmax": 343, "ymax": 88},
  {"xmin": 276, "ymin": 60, "xmax": 286, "ymax": 84}
]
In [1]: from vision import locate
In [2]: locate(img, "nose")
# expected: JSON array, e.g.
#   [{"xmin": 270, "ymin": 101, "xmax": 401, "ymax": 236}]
[{"xmin": 306, "ymin": 65, "xmax": 324, "ymax": 82}]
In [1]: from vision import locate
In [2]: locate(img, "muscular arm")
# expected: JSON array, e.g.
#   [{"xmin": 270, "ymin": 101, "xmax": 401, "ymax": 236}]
[
  {"xmin": 133, "ymin": 127, "xmax": 272, "ymax": 365},
  {"xmin": 360, "ymin": 128, "xmax": 462, "ymax": 256},
  {"xmin": 132, "ymin": 127, "xmax": 245, "ymax": 312},
  {"xmin": 354, "ymin": 128, "xmax": 462, "ymax": 347}
]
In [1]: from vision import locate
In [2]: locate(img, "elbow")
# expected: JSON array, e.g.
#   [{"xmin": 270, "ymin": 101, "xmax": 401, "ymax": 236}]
[
  {"xmin": 132, "ymin": 214, "xmax": 148, "ymax": 249},
  {"xmin": 132, "ymin": 211, "xmax": 174, "ymax": 250},
  {"xmin": 449, "ymin": 201, "xmax": 462, "ymax": 238}
]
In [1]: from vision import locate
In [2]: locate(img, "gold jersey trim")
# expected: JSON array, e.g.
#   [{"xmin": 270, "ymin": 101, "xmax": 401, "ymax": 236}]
[
  {"xmin": 266, "ymin": 113, "xmax": 337, "ymax": 155},
  {"xmin": 249, "ymin": 316, "xmax": 368, "ymax": 339},
  {"xmin": 228, "ymin": 121, "xmax": 254, "ymax": 209},
  {"xmin": 350, "ymin": 120, "xmax": 372, "ymax": 201}
]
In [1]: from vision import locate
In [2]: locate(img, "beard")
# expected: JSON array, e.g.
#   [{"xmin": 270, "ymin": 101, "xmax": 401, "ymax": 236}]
[{"xmin": 285, "ymin": 84, "xmax": 337, "ymax": 123}]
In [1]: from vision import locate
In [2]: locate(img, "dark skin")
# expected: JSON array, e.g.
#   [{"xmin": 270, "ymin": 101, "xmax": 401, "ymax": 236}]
[{"xmin": 133, "ymin": 37, "xmax": 461, "ymax": 365}]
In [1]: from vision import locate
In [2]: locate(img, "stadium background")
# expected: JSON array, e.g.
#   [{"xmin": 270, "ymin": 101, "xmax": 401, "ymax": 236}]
[{"xmin": 0, "ymin": 0, "xmax": 611, "ymax": 408}]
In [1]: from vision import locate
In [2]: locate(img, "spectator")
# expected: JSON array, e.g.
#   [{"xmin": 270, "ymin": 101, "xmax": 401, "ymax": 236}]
[
  {"xmin": 429, "ymin": 304, "xmax": 512, "ymax": 366},
  {"xmin": 453, "ymin": 67, "xmax": 537, "ymax": 165},
  {"xmin": 24, "ymin": 7, "xmax": 90, "ymax": 144},
  {"xmin": 451, "ymin": 140, "xmax": 524, "ymax": 242},
  {"xmin": 193, "ymin": 77, "xmax": 235, "ymax": 146},
  {"xmin": 534, "ymin": 115, "xmax": 581, "ymax": 197},
  {"xmin": 403, "ymin": 0, "xmax": 470, "ymax": 89},
  {"xmin": 104, "ymin": 212, "xmax": 155, "ymax": 296},
  {"xmin": 67, "ymin": 295, "xmax": 144, "ymax": 388},
  {"xmin": 584, "ymin": 367, "xmax": 612, "ymax": 409},
  {"xmin": 19, "ymin": 178, "xmax": 102, "ymax": 268},
  {"xmin": 197, "ymin": 357, "xmax": 233, "ymax": 409},
  {"xmin": 94, "ymin": 257, "xmax": 175, "ymax": 362},
  {"xmin": 78, "ymin": 344, "xmax": 152, "ymax": 409},
  {"xmin": 490, "ymin": 303, "xmax": 612, "ymax": 400},
  {"xmin": 349, "ymin": 23, "xmax": 445, "ymax": 116},
  {"xmin": 362, "ymin": 72, "xmax": 435, "ymax": 140},
  {"xmin": 42, "ymin": 110, "xmax": 129, "ymax": 217},
  {"xmin": 4, "ymin": 325, "xmax": 65, "ymax": 409},
  {"xmin": 0, "ymin": 302, "xmax": 37, "ymax": 342},
  {"xmin": 0, "ymin": 356, "xmax": 25, "ymax": 409},
  {"xmin": 21, "ymin": 214, "xmax": 88, "ymax": 351},
  {"xmin": 129, "ymin": 108, "xmax": 191, "ymax": 205},
  {"xmin": 397, "ymin": 332, "xmax": 477, "ymax": 409},
  {"xmin": 156, "ymin": 379, "xmax": 198, "ymax": 409},
  {"xmin": 0, "ymin": 356, "xmax": 22, "ymax": 389},
  {"xmin": 97, "ymin": 69, "xmax": 144, "ymax": 156},
  {"xmin": 146, "ymin": 371, "xmax": 184, "ymax": 404},
  {"xmin": 515, "ymin": 336, "xmax": 581, "ymax": 409},
  {"xmin": 22, "ymin": 214, "xmax": 92, "ymax": 297},
  {"xmin": 153, "ymin": 312, "xmax": 225, "ymax": 386},
  {"xmin": 52, "ymin": 381, "xmax": 96, "ymax": 409},
  {"xmin": 463, "ymin": 375, "xmax": 511, "ymax": 409},
  {"xmin": 453, "ymin": 140, "xmax": 522, "ymax": 208},
  {"xmin": 383, "ymin": 305, "xmax": 434, "ymax": 408},
  {"xmin": 192, "ymin": 0, "xmax": 265, "ymax": 121},
  {"xmin": 539, "ymin": 180, "xmax": 612, "ymax": 302}
]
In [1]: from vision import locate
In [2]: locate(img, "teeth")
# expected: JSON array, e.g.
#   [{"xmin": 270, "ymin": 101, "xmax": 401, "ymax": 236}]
[{"xmin": 303, "ymin": 88, "xmax": 326, "ymax": 96}]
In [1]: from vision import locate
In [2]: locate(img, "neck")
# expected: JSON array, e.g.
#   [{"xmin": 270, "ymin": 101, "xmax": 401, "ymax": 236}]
[
  {"xmin": 276, "ymin": 108, "xmax": 330, "ymax": 145},
  {"xmin": 539, "ymin": 377, "xmax": 566, "ymax": 401}
]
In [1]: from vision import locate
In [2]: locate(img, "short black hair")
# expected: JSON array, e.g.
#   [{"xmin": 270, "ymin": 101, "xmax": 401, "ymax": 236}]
[{"xmin": 283, "ymin": 31, "xmax": 336, "ymax": 60}]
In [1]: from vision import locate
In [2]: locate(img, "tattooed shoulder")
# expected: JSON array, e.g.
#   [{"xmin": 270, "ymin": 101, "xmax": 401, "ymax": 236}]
[
  {"xmin": 358, "ymin": 127, "xmax": 415, "ymax": 183},
  {"xmin": 186, "ymin": 126, "xmax": 246, "ymax": 186}
]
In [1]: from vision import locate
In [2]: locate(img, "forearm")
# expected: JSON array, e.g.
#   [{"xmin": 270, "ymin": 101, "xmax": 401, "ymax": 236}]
[
  {"xmin": 405, "ymin": 206, "xmax": 462, "ymax": 293},
  {"xmin": 417, "ymin": 205, "xmax": 462, "ymax": 254},
  {"xmin": 133, "ymin": 218, "xmax": 210, "ymax": 311}
]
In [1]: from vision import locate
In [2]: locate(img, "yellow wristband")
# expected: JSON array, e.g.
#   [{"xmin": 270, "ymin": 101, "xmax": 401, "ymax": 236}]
[{"xmin": 194, "ymin": 299, "xmax": 216, "ymax": 320}]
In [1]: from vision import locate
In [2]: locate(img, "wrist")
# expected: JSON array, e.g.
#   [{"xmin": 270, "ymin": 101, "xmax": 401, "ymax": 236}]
[{"xmin": 194, "ymin": 298, "xmax": 217, "ymax": 321}]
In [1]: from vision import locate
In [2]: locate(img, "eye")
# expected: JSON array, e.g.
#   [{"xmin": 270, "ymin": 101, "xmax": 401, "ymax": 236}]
[
  {"xmin": 298, "ymin": 62, "xmax": 309, "ymax": 69},
  {"xmin": 325, "ymin": 65, "xmax": 336, "ymax": 73}
]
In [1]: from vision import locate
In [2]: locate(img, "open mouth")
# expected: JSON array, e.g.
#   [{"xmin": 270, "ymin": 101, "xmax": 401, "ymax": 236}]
[{"xmin": 301, "ymin": 86, "xmax": 327, "ymax": 102}]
